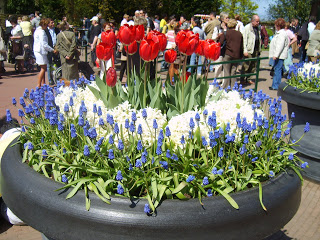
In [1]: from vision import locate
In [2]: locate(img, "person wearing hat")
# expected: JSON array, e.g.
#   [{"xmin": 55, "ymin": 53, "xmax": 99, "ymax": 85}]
[
  {"xmin": 121, "ymin": 14, "xmax": 129, "ymax": 26},
  {"xmin": 89, "ymin": 16, "xmax": 102, "ymax": 67}
]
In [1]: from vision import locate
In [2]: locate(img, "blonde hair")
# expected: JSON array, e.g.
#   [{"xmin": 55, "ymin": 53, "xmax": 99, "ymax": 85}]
[
  {"xmin": 22, "ymin": 16, "xmax": 29, "ymax": 21},
  {"xmin": 227, "ymin": 19, "xmax": 237, "ymax": 29},
  {"xmin": 220, "ymin": 12, "xmax": 229, "ymax": 21},
  {"xmin": 316, "ymin": 21, "xmax": 320, "ymax": 30}
]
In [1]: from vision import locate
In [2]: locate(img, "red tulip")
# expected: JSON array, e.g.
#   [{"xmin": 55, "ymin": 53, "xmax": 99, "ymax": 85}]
[
  {"xmin": 203, "ymin": 40, "xmax": 221, "ymax": 61},
  {"xmin": 195, "ymin": 40, "xmax": 205, "ymax": 56},
  {"xmin": 213, "ymin": 42, "xmax": 221, "ymax": 60},
  {"xmin": 124, "ymin": 41, "xmax": 138, "ymax": 55},
  {"xmin": 95, "ymin": 58, "xmax": 100, "ymax": 68},
  {"xmin": 139, "ymin": 38, "xmax": 159, "ymax": 62},
  {"xmin": 175, "ymin": 30, "xmax": 199, "ymax": 56},
  {"xmin": 164, "ymin": 49, "xmax": 177, "ymax": 63},
  {"xmin": 186, "ymin": 72, "xmax": 191, "ymax": 82},
  {"xmin": 96, "ymin": 43, "xmax": 113, "ymax": 61},
  {"xmin": 135, "ymin": 25, "xmax": 145, "ymax": 42},
  {"xmin": 101, "ymin": 30, "xmax": 116, "ymax": 48},
  {"xmin": 118, "ymin": 24, "xmax": 136, "ymax": 45},
  {"xmin": 146, "ymin": 31, "xmax": 167, "ymax": 52},
  {"xmin": 106, "ymin": 67, "xmax": 117, "ymax": 87},
  {"xmin": 181, "ymin": 71, "xmax": 191, "ymax": 83}
]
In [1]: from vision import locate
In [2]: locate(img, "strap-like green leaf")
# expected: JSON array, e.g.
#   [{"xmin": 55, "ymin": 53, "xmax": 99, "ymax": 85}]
[
  {"xmin": 172, "ymin": 181, "xmax": 187, "ymax": 194},
  {"xmin": 213, "ymin": 187, "xmax": 239, "ymax": 209}
]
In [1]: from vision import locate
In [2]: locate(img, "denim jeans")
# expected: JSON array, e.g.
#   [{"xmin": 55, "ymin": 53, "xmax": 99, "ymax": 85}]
[
  {"xmin": 271, "ymin": 58, "xmax": 284, "ymax": 89},
  {"xmin": 188, "ymin": 53, "xmax": 202, "ymax": 74},
  {"xmin": 283, "ymin": 47, "xmax": 293, "ymax": 73}
]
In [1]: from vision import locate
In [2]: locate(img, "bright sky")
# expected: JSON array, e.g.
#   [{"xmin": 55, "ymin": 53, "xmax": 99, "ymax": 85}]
[{"xmin": 254, "ymin": 0, "xmax": 271, "ymax": 20}]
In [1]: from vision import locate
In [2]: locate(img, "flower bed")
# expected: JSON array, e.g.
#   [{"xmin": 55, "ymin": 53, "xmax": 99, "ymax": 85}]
[
  {"xmin": 287, "ymin": 62, "xmax": 320, "ymax": 93},
  {"xmin": 6, "ymin": 77, "xmax": 308, "ymax": 214}
]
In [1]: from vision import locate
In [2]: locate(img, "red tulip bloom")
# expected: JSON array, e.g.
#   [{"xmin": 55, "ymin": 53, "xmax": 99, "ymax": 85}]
[
  {"xmin": 95, "ymin": 58, "xmax": 100, "ymax": 68},
  {"xmin": 186, "ymin": 72, "xmax": 191, "ymax": 82},
  {"xmin": 146, "ymin": 31, "xmax": 166, "ymax": 52},
  {"xmin": 213, "ymin": 42, "xmax": 221, "ymax": 60},
  {"xmin": 180, "ymin": 71, "xmax": 191, "ymax": 83},
  {"xmin": 135, "ymin": 25, "xmax": 145, "ymax": 42},
  {"xmin": 195, "ymin": 40, "xmax": 205, "ymax": 56},
  {"xmin": 106, "ymin": 67, "xmax": 117, "ymax": 87},
  {"xmin": 175, "ymin": 30, "xmax": 199, "ymax": 56},
  {"xmin": 118, "ymin": 24, "xmax": 136, "ymax": 45},
  {"xmin": 203, "ymin": 40, "xmax": 221, "ymax": 61},
  {"xmin": 101, "ymin": 30, "xmax": 116, "ymax": 48},
  {"xmin": 164, "ymin": 49, "xmax": 177, "ymax": 63},
  {"xmin": 124, "ymin": 41, "xmax": 138, "ymax": 55},
  {"xmin": 96, "ymin": 43, "xmax": 113, "ymax": 61},
  {"xmin": 139, "ymin": 38, "xmax": 159, "ymax": 62}
]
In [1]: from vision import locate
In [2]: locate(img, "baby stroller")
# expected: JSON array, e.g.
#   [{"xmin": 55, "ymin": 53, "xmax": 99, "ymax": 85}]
[
  {"xmin": 15, "ymin": 44, "xmax": 40, "ymax": 73},
  {"xmin": 7, "ymin": 38, "xmax": 22, "ymax": 64}
]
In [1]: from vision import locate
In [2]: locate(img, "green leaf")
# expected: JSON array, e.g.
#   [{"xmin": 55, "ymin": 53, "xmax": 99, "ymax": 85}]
[
  {"xmin": 154, "ymin": 184, "xmax": 167, "ymax": 208},
  {"xmin": 66, "ymin": 180, "xmax": 85, "ymax": 199},
  {"xmin": 84, "ymin": 184, "xmax": 91, "ymax": 211},
  {"xmin": 88, "ymin": 85, "xmax": 101, "ymax": 100},
  {"xmin": 249, "ymin": 179, "xmax": 267, "ymax": 211},
  {"xmin": 93, "ymin": 181, "xmax": 111, "ymax": 200},
  {"xmin": 147, "ymin": 193, "xmax": 155, "ymax": 212},
  {"xmin": 159, "ymin": 176, "xmax": 173, "ymax": 182},
  {"xmin": 214, "ymin": 187, "xmax": 239, "ymax": 209},
  {"xmin": 95, "ymin": 75, "xmax": 108, "ymax": 97},
  {"xmin": 22, "ymin": 147, "xmax": 28, "ymax": 163},
  {"xmin": 175, "ymin": 192, "xmax": 188, "ymax": 200},
  {"xmin": 108, "ymin": 93, "xmax": 121, "ymax": 109},
  {"xmin": 172, "ymin": 181, "xmax": 187, "ymax": 194},
  {"xmin": 151, "ymin": 178, "xmax": 158, "ymax": 200},
  {"xmin": 90, "ymin": 182, "xmax": 110, "ymax": 204}
]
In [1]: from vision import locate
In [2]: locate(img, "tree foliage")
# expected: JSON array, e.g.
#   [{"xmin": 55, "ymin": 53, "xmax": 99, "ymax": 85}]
[
  {"xmin": 267, "ymin": 0, "xmax": 312, "ymax": 24},
  {"xmin": 220, "ymin": 0, "xmax": 258, "ymax": 23},
  {"xmin": 5, "ymin": 0, "xmax": 222, "ymax": 25}
]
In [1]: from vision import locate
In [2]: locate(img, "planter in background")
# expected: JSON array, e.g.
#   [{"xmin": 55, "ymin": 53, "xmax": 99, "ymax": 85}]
[
  {"xmin": 1, "ymin": 138, "xmax": 301, "ymax": 240},
  {"xmin": 278, "ymin": 81, "xmax": 320, "ymax": 183}
]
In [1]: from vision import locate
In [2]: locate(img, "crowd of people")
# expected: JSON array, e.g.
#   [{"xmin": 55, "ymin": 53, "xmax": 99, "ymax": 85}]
[{"xmin": 0, "ymin": 10, "xmax": 319, "ymax": 91}]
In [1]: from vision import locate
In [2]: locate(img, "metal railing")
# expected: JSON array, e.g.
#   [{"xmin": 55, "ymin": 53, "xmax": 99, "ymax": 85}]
[{"xmin": 187, "ymin": 56, "xmax": 269, "ymax": 92}]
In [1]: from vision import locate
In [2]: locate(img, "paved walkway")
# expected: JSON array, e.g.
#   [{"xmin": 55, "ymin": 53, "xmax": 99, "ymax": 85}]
[{"xmin": 0, "ymin": 51, "xmax": 319, "ymax": 240}]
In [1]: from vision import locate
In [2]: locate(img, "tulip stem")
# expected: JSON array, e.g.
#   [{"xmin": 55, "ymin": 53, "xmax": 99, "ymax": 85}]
[
  {"xmin": 206, "ymin": 60, "xmax": 211, "ymax": 81},
  {"xmin": 155, "ymin": 57, "xmax": 158, "ymax": 82},
  {"xmin": 143, "ymin": 62, "xmax": 148, "ymax": 108},
  {"xmin": 126, "ymin": 54, "xmax": 130, "ymax": 84},
  {"xmin": 196, "ymin": 55, "xmax": 199, "ymax": 76},
  {"xmin": 179, "ymin": 52, "xmax": 182, "ymax": 78}
]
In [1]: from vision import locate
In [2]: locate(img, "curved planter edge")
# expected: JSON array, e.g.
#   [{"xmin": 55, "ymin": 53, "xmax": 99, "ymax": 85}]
[
  {"xmin": 1, "ymin": 138, "xmax": 302, "ymax": 240},
  {"xmin": 278, "ymin": 81, "xmax": 320, "ymax": 183},
  {"xmin": 278, "ymin": 81, "xmax": 320, "ymax": 111}
]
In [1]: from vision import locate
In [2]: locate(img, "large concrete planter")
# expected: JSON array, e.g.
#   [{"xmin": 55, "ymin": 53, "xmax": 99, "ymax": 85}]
[
  {"xmin": 278, "ymin": 82, "xmax": 320, "ymax": 183},
  {"xmin": 1, "ymin": 138, "xmax": 301, "ymax": 240}
]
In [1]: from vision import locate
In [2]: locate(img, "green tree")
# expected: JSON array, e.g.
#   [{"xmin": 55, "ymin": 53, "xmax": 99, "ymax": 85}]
[
  {"xmin": 267, "ymin": 0, "xmax": 312, "ymax": 24},
  {"xmin": 5, "ymin": 0, "xmax": 36, "ymax": 14},
  {"xmin": 220, "ymin": 0, "xmax": 258, "ymax": 23}
]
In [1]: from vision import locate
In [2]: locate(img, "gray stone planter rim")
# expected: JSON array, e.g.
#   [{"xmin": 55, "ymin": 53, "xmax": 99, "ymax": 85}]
[
  {"xmin": 1, "ymin": 138, "xmax": 301, "ymax": 240},
  {"xmin": 278, "ymin": 81, "xmax": 320, "ymax": 111}
]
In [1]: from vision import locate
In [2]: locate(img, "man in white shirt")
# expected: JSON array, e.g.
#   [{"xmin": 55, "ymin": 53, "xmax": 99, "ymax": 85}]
[{"xmin": 121, "ymin": 14, "xmax": 129, "ymax": 26}]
